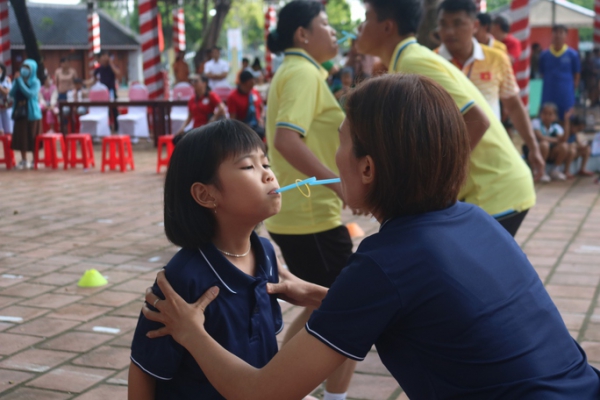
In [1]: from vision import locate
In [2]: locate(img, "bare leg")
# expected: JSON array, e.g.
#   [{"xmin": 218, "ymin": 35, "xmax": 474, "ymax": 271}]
[
  {"xmin": 552, "ymin": 143, "xmax": 569, "ymax": 166},
  {"xmin": 579, "ymin": 145, "xmax": 593, "ymax": 175},
  {"xmin": 283, "ymin": 308, "xmax": 357, "ymax": 396},
  {"xmin": 564, "ymin": 144, "xmax": 576, "ymax": 179},
  {"xmin": 539, "ymin": 141, "xmax": 550, "ymax": 161}
]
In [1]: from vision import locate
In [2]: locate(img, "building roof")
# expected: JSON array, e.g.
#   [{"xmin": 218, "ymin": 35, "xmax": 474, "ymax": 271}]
[
  {"xmin": 10, "ymin": 4, "xmax": 140, "ymax": 50},
  {"xmin": 491, "ymin": 0, "xmax": 594, "ymax": 28}
]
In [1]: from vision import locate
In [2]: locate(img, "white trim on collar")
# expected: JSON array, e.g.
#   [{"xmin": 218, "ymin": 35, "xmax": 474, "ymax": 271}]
[
  {"xmin": 438, "ymin": 38, "xmax": 485, "ymax": 67},
  {"xmin": 199, "ymin": 249, "xmax": 237, "ymax": 294}
]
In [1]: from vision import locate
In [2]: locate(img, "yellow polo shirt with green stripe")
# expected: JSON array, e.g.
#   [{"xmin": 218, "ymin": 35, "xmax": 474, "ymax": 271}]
[
  {"xmin": 265, "ymin": 49, "xmax": 345, "ymax": 235},
  {"xmin": 391, "ymin": 38, "xmax": 535, "ymax": 217}
]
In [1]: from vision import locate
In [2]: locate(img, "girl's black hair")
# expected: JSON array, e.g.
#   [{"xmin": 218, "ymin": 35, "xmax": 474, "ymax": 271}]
[
  {"xmin": 267, "ymin": 0, "xmax": 324, "ymax": 54},
  {"xmin": 164, "ymin": 120, "xmax": 266, "ymax": 249}
]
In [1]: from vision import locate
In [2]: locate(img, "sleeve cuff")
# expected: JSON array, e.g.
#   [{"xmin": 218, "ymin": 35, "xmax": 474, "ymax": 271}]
[
  {"xmin": 305, "ymin": 322, "xmax": 365, "ymax": 361},
  {"xmin": 130, "ymin": 355, "xmax": 173, "ymax": 381},
  {"xmin": 460, "ymin": 100, "xmax": 475, "ymax": 114},
  {"xmin": 275, "ymin": 122, "xmax": 306, "ymax": 136}
]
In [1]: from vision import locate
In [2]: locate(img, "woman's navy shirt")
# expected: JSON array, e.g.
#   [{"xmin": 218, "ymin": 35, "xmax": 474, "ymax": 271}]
[
  {"xmin": 307, "ymin": 202, "xmax": 600, "ymax": 399},
  {"xmin": 131, "ymin": 232, "xmax": 283, "ymax": 399}
]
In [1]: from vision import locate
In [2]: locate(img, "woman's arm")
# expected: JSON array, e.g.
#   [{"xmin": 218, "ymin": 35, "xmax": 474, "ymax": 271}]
[
  {"xmin": 14, "ymin": 78, "xmax": 40, "ymax": 99},
  {"xmin": 267, "ymin": 259, "xmax": 329, "ymax": 309},
  {"xmin": 143, "ymin": 271, "xmax": 347, "ymax": 400},
  {"xmin": 176, "ymin": 112, "xmax": 193, "ymax": 136},
  {"xmin": 127, "ymin": 361, "xmax": 156, "ymax": 400}
]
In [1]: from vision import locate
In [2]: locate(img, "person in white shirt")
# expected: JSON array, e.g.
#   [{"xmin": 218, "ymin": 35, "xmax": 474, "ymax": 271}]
[
  {"xmin": 0, "ymin": 63, "xmax": 13, "ymax": 135},
  {"xmin": 203, "ymin": 47, "xmax": 230, "ymax": 89}
]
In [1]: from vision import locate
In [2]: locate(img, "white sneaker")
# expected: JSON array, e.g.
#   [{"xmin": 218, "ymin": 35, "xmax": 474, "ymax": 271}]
[
  {"xmin": 550, "ymin": 169, "xmax": 566, "ymax": 181},
  {"xmin": 540, "ymin": 173, "xmax": 551, "ymax": 183},
  {"xmin": 130, "ymin": 137, "xmax": 139, "ymax": 144},
  {"xmin": 16, "ymin": 160, "xmax": 27, "ymax": 170}
]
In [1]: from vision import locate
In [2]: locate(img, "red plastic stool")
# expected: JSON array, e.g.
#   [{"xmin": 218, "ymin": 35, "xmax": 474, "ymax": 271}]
[
  {"xmin": 65, "ymin": 133, "xmax": 95, "ymax": 169},
  {"xmin": 101, "ymin": 135, "xmax": 135, "ymax": 172},
  {"xmin": 33, "ymin": 133, "xmax": 67, "ymax": 170},
  {"xmin": 157, "ymin": 134, "xmax": 174, "ymax": 173},
  {"xmin": 0, "ymin": 134, "xmax": 15, "ymax": 170}
]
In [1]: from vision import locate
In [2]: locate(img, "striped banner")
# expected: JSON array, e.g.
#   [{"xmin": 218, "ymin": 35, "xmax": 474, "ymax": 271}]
[
  {"xmin": 139, "ymin": 0, "xmax": 163, "ymax": 99},
  {"xmin": 264, "ymin": 5, "xmax": 277, "ymax": 79},
  {"xmin": 475, "ymin": 0, "xmax": 487, "ymax": 12},
  {"xmin": 595, "ymin": 0, "xmax": 600, "ymax": 48},
  {"xmin": 88, "ymin": 10, "xmax": 101, "ymax": 72},
  {"xmin": 509, "ymin": 0, "xmax": 531, "ymax": 105},
  {"xmin": 0, "ymin": 0, "xmax": 11, "ymax": 76},
  {"xmin": 173, "ymin": 5, "xmax": 185, "ymax": 52}
]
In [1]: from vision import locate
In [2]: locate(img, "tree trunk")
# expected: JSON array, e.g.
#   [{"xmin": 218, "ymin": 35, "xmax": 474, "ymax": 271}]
[
  {"xmin": 9, "ymin": 0, "xmax": 46, "ymax": 82},
  {"xmin": 194, "ymin": 0, "xmax": 232, "ymax": 69},
  {"xmin": 416, "ymin": 0, "xmax": 440, "ymax": 50}
]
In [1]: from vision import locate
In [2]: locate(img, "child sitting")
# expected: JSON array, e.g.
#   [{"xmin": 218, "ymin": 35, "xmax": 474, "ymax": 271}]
[
  {"xmin": 531, "ymin": 103, "xmax": 571, "ymax": 182},
  {"xmin": 128, "ymin": 120, "xmax": 283, "ymax": 399},
  {"xmin": 565, "ymin": 115, "xmax": 594, "ymax": 178}
]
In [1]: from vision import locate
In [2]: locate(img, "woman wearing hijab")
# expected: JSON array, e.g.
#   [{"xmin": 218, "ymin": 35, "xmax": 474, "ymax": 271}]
[{"xmin": 10, "ymin": 59, "xmax": 42, "ymax": 169}]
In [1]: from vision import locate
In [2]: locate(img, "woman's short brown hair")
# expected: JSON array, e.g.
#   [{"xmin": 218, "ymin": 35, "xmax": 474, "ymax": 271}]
[{"xmin": 344, "ymin": 73, "xmax": 469, "ymax": 220}]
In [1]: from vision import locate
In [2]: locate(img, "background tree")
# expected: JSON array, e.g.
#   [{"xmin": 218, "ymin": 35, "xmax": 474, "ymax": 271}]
[{"xmin": 10, "ymin": 0, "xmax": 46, "ymax": 82}]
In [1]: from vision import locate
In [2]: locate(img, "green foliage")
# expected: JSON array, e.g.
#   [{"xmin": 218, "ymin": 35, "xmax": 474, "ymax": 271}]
[
  {"xmin": 40, "ymin": 16, "xmax": 53, "ymax": 29},
  {"xmin": 223, "ymin": 0, "xmax": 264, "ymax": 50}
]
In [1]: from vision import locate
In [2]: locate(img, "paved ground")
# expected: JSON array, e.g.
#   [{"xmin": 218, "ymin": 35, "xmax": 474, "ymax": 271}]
[{"xmin": 0, "ymin": 145, "xmax": 599, "ymax": 400}]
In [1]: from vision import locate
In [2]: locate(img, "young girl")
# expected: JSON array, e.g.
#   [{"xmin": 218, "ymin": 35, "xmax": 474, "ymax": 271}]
[
  {"xmin": 532, "ymin": 103, "xmax": 570, "ymax": 182},
  {"xmin": 128, "ymin": 119, "xmax": 283, "ymax": 399}
]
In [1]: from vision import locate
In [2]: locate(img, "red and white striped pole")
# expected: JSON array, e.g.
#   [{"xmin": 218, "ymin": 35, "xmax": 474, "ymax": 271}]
[
  {"xmin": 87, "ymin": 2, "xmax": 101, "ymax": 73},
  {"xmin": 139, "ymin": 0, "xmax": 163, "ymax": 99},
  {"xmin": 0, "ymin": 0, "xmax": 10, "ymax": 76},
  {"xmin": 264, "ymin": 5, "xmax": 277, "ymax": 79},
  {"xmin": 474, "ymin": 0, "xmax": 487, "ymax": 12},
  {"xmin": 172, "ymin": 0, "xmax": 185, "ymax": 52},
  {"xmin": 594, "ymin": 0, "xmax": 600, "ymax": 49},
  {"xmin": 510, "ymin": 0, "xmax": 531, "ymax": 106}
]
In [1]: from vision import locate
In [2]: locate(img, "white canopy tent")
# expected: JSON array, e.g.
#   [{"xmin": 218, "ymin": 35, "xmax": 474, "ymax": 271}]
[{"xmin": 492, "ymin": 0, "xmax": 594, "ymax": 28}]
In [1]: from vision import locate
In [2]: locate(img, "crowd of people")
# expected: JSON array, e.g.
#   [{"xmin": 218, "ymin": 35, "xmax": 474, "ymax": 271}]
[{"xmin": 123, "ymin": 1, "xmax": 600, "ymax": 400}]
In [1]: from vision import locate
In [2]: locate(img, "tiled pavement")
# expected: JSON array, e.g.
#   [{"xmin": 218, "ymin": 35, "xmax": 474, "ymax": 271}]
[{"xmin": 0, "ymin": 145, "xmax": 599, "ymax": 400}]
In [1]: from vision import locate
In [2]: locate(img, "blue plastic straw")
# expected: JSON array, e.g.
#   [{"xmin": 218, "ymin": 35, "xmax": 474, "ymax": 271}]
[
  {"xmin": 275, "ymin": 177, "xmax": 340, "ymax": 193},
  {"xmin": 337, "ymin": 31, "xmax": 357, "ymax": 44},
  {"xmin": 310, "ymin": 178, "xmax": 341, "ymax": 186}
]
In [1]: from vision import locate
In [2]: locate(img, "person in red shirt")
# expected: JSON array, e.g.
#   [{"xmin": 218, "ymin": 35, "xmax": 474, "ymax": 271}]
[
  {"xmin": 227, "ymin": 70, "xmax": 265, "ymax": 140},
  {"xmin": 175, "ymin": 75, "xmax": 226, "ymax": 139},
  {"xmin": 491, "ymin": 15, "xmax": 521, "ymax": 66}
]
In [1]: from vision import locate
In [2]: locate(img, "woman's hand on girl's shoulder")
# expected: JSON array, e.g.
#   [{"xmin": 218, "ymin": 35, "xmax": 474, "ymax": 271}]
[{"xmin": 142, "ymin": 270, "xmax": 220, "ymax": 348}]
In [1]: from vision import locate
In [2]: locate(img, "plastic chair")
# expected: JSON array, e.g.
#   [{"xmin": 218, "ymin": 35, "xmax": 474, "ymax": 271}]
[
  {"xmin": 170, "ymin": 82, "xmax": 194, "ymax": 134},
  {"xmin": 0, "ymin": 134, "xmax": 15, "ymax": 170},
  {"xmin": 79, "ymin": 83, "xmax": 111, "ymax": 140},
  {"xmin": 212, "ymin": 86, "xmax": 232, "ymax": 103},
  {"xmin": 65, "ymin": 133, "xmax": 95, "ymax": 169},
  {"xmin": 117, "ymin": 84, "xmax": 150, "ymax": 143},
  {"xmin": 101, "ymin": 135, "xmax": 135, "ymax": 172},
  {"xmin": 157, "ymin": 134, "xmax": 174, "ymax": 173},
  {"xmin": 33, "ymin": 133, "xmax": 67, "ymax": 170}
]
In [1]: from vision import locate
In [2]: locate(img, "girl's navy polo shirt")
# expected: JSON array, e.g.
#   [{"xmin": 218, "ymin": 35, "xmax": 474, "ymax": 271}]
[
  {"xmin": 307, "ymin": 202, "xmax": 600, "ymax": 399},
  {"xmin": 131, "ymin": 232, "xmax": 283, "ymax": 399}
]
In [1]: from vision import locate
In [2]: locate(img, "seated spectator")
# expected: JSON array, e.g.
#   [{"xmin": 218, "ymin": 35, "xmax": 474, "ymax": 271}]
[
  {"xmin": 565, "ymin": 115, "xmax": 594, "ymax": 178},
  {"xmin": 236, "ymin": 57, "xmax": 254, "ymax": 84},
  {"xmin": 65, "ymin": 78, "xmax": 89, "ymax": 116},
  {"xmin": 532, "ymin": 103, "xmax": 571, "ymax": 182},
  {"xmin": 40, "ymin": 77, "xmax": 58, "ymax": 132},
  {"xmin": 173, "ymin": 75, "xmax": 226, "ymax": 143},
  {"xmin": 331, "ymin": 68, "xmax": 353, "ymax": 106},
  {"xmin": 227, "ymin": 70, "xmax": 264, "ymax": 140},
  {"xmin": 251, "ymin": 57, "xmax": 265, "ymax": 83}
]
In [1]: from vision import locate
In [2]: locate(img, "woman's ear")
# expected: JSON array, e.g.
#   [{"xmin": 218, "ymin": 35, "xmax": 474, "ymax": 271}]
[
  {"xmin": 359, "ymin": 155, "xmax": 375, "ymax": 185},
  {"xmin": 190, "ymin": 182, "xmax": 217, "ymax": 209}
]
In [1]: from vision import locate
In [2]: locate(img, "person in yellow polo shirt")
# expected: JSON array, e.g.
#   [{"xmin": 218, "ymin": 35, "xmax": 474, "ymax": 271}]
[
  {"xmin": 435, "ymin": 0, "xmax": 544, "ymax": 182},
  {"xmin": 474, "ymin": 13, "xmax": 508, "ymax": 54},
  {"xmin": 264, "ymin": 2, "xmax": 357, "ymax": 399},
  {"xmin": 356, "ymin": 0, "xmax": 536, "ymax": 236}
]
